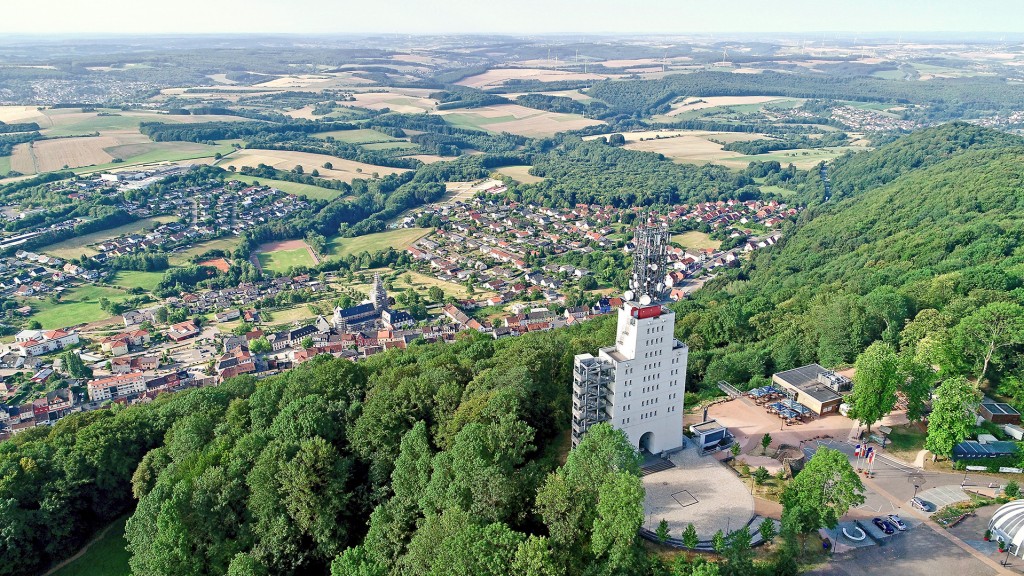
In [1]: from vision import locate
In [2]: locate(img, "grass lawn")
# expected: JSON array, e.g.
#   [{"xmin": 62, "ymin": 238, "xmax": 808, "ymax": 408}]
[
  {"xmin": 21, "ymin": 284, "xmax": 128, "ymax": 329},
  {"xmin": 314, "ymin": 128, "xmax": 400, "ymax": 144},
  {"xmin": 494, "ymin": 165, "xmax": 544, "ymax": 184},
  {"xmin": 256, "ymin": 247, "xmax": 316, "ymax": 273},
  {"xmin": 39, "ymin": 215, "xmax": 178, "ymax": 259},
  {"xmin": 671, "ymin": 230, "xmax": 721, "ymax": 250},
  {"xmin": 109, "ymin": 270, "xmax": 165, "ymax": 292},
  {"xmin": 50, "ymin": 516, "xmax": 130, "ymax": 576},
  {"xmin": 263, "ymin": 303, "xmax": 318, "ymax": 325},
  {"xmin": 226, "ymin": 173, "xmax": 349, "ymax": 201},
  {"xmin": 326, "ymin": 227, "xmax": 431, "ymax": 258},
  {"xmin": 168, "ymin": 237, "xmax": 238, "ymax": 266},
  {"xmin": 0, "ymin": 155, "xmax": 10, "ymax": 176},
  {"xmin": 884, "ymin": 422, "xmax": 928, "ymax": 461},
  {"xmin": 760, "ymin": 184, "xmax": 797, "ymax": 198},
  {"xmin": 396, "ymin": 270, "xmax": 494, "ymax": 300}
]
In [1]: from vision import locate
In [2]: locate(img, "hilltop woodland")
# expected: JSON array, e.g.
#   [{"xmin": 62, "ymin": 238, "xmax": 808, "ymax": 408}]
[{"xmin": 5, "ymin": 118, "xmax": 1024, "ymax": 575}]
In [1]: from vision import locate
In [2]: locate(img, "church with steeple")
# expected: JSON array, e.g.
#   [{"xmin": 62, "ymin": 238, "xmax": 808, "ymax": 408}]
[{"xmin": 332, "ymin": 273, "xmax": 392, "ymax": 332}]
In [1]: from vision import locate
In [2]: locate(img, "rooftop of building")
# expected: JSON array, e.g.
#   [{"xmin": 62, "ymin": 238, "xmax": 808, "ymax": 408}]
[{"xmin": 772, "ymin": 364, "xmax": 843, "ymax": 404}]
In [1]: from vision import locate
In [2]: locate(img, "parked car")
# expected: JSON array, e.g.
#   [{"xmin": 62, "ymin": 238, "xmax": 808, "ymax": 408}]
[
  {"xmin": 872, "ymin": 517, "xmax": 895, "ymax": 535},
  {"xmin": 911, "ymin": 497, "xmax": 930, "ymax": 512},
  {"xmin": 887, "ymin": 514, "xmax": 908, "ymax": 531}
]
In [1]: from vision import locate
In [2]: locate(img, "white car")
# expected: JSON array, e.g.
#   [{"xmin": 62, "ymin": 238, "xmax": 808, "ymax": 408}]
[{"xmin": 887, "ymin": 514, "xmax": 908, "ymax": 531}]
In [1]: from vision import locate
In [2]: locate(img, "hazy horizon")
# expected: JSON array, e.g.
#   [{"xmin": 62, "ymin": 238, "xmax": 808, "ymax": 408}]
[{"xmin": 3, "ymin": 0, "xmax": 1023, "ymax": 36}]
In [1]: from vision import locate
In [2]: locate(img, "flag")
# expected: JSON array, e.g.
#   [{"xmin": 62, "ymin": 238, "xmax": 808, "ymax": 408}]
[
  {"xmin": 867, "ymin": 451, "xmax": 875, "ymax": 464},
  {"xmin": 854, "ymin": 444, "xmax": 861, "ymax": 457}
]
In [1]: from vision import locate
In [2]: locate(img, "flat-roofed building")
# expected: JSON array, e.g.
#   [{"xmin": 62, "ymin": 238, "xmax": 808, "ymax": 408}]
[{"xmin": 771, "ymin": 364, "xmax": 847, "ymax": 416}]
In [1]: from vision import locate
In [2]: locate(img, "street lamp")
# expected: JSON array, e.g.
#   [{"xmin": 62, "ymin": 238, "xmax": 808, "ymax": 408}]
[{"xmin": 1003, "ymin": 547, "xmax": 1012, "ymax": 567}]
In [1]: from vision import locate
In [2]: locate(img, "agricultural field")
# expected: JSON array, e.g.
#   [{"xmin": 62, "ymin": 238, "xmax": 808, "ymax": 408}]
[
  {"xmin": 40, "ymin": 215, "xmax": 179, "ymax": 259},
  {"xmin": 437, "ymin": 104, "xmax": 603, "ymax": 137},
  {"xmin": 585, "ymin": 129, "xmax": 766, "ymax": 165},
  {"xmin": 313, "ymin": 128, "xmax": 401, "ymax": 144},
  {"xmin": 49, "ymin": 517, "xmax": 130, "ymax": 576},
  {"xmin": 718, "ymin": 146, "xmax": 859, "ymax": 169},
  {"xmin": 168, "ymin": 236, "xmax": 239, "ymax": 266},
  {"xmin": 20, "ymin": 284, "xmax": 129, "ymax": 329},
  {"xmin": 671, "ymin": 231, "xmax": 721, "ymax": 251},
  {"xmin": 216, "ymin": 149, "xmax": 409, "ymax": 183},
  {"xmin": 0, "ymin": 155, "xmax": 10, "ymax": 175},
  {"xmin": 494, "ymin": 165, "xmax": 545, "ymax": 184},
  {"xmin": 325, "ymin": 227, "xmax": 431, "ymax": 258},
  {"xmin": 455, "ymin": 67, "xmax": 610, "ymax": 89},
  {"xmin": 108, "ymin": 270, "xmax": 165, "ymax": 292},
  {"xmin": 338, "ymin": 90, "xmax": 437, "ymax": 114},
  {"xmin": 664, "ymin": 95, "xmax": 796, "ymax": 116},
  {"xmin": 226, "ymin": 173, "xmax": 350, "ymax": 201}
]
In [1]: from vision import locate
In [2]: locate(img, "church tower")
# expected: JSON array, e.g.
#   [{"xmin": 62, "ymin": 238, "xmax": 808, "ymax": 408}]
[
  {"xmin": 370, "ymin": 273, "xmax": 388, "ymax": 310},
  {"xmin": 571, "ymin": 222, "xmax": 688, "ymax": 455}
]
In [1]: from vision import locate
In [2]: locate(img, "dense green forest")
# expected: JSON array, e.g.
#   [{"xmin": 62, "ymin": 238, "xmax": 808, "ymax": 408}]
[
  {"xmin": 673, "ymin": 123, "xmax": 1024, "ymax": 408},
  {"xmin": 585, "ymin": 71, "xmax": 1024, "ymax": 121}
]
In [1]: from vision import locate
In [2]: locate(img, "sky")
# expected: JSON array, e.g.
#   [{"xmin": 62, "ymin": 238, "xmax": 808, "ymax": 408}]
[{"xmin": 3, "ymin": 0, "xmax": 1024, "ymax": 36}]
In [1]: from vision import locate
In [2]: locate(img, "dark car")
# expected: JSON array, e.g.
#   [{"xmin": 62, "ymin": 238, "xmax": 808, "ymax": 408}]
[{"xmin": 872, "ymin": 517, "xmax": 895, "ymax": 535}]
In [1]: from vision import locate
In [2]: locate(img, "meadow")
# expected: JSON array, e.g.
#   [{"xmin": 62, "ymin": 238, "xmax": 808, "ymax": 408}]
[
  {"xmin": 226, "ymin": 173, "xmax": 350, "ymax": 201},
  {"xmin": 168, "ymin": 236, "xmax": 239, "ymax": 266},
  {"xmin": 48, "ymin": 517, "xmax": 130, "ymax": 576},
  {"xmin": 313, "ymin": 128, "xmax": 401, "ymax": 144},
  {"xmin": 109, "ymin": 270, "xmax": 165, "ymax": 292},
  {"xmin": 216, "ymin": 149, "xmax": 409, "ymax": 183},
  {"xmin": 21, "ymin": 284, "xmax": 129, "ymax": 329},
  {"xmin": 494, "ymin": 165, "xmax": 545, "ymax": 184},
  {"xmin": 39, "ymin": 215, "xmax": 179, "ymax": 259},
  {"xmin": 325, "ymin": 227, "xmax": 431, "ymax": 258},
  {"xmin": 671, "ymin": 231, "xmax": 721, "ymax": 250},
  {"xmin": 396, "ymin": 270, "xmax": 493, "ymax": 300}
]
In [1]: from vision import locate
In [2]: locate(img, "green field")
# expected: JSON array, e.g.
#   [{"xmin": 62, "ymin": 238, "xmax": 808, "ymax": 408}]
[
  {"xmin": 168, "ymin": 236, "xmax": 238, "ymax": 266},
  {"xmin": 314, "ymin": 128, "xmax": 400, "ymax": 144},
  {"xmin": 727, "ymin": 147, "xmax": 857, "ymax": 170},
  {"xmin": 44, "ymin": 113, "xmax": 146, "ymax": 137},
  {"xmin": 226, "ymin": 173, "xmax": 349, "ymax": 201},
  {"xmin": 759, "ymin": 184, "xmax": 797, "ymax": 198},
  {"xmin": 21, "ymin": 284, "xmax": 129, "ymax": 329},
  {"xmin": 0, "ymin": 155, "xmax": 10, "ymax": 176},
  {"xmin": 326, "ymin": 227, "xmax": 431, "ymax": 258},
  {"xmin": 74, "ymin": 141, "xmax": 237, "ymax": 175},
  {"xmin": 50, "ymin": 517, "xmax": 130, "ymax": 576},
  {"xmin": 39, "ymin": 215, "xmax": 178, "ymax": 259},
  {"xmin": 361, "ymin": 141, "xmax": 419, "ymax": 151},
  {"xmin": 110, "ymin": 270, "xmax": 165, "ymax": 292},
  {"xmin": 671, "ymin": 230, "xmax": 721, "ymax": 250},
  {"xmin": 256, "ymin": 247, "xmax": 316, "ymax": 273}
]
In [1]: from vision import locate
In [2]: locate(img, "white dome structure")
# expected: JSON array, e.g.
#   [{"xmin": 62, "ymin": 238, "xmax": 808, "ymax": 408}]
[{"xmin": 989, "ymin": 500, "xmax": 1024, "ymax": 555}]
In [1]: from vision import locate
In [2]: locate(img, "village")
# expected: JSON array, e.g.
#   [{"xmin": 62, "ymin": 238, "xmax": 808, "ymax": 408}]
[{"xmin": 0, "ymin": 166, "xmax": 796, "ymax": 440}]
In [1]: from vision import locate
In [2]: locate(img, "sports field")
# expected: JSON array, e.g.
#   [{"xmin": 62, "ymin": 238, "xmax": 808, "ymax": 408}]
[
  {"xmin": 217, "ymin": 149, "xmax": 409, "ymax": 183},
  {"xmin": 326, "ymin": 227, "xmax": 431, "ymax": 258},
  {"xmin": 39, "ymin": 215, "xmax": 178, "ymax": 259},
  {"xmin": 671, "ymin": 231, "xmax": 721, "ymax": 250},
  {"xmin": 226, "ymin": 174, "xmax": 350, "ymax": 201},
  {"xmin": 256, "ymin": 247, "xmax": 316, "ymax": 273},
  {"xmin": 109, "ymin": 270, "xmax": 165, "ymax": 292},
  {"xmin": 48, "ymin": 516, "xmax": 130, "ymax": 576}
]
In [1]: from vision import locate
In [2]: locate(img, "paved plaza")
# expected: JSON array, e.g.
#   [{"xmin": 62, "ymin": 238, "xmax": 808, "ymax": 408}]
[{"xmin": 642, "ymin": 445, "xmax": 754, "ymax": 538}]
